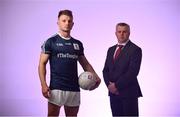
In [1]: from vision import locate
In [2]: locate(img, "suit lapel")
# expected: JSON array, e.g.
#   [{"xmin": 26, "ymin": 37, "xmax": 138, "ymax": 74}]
[{"xmin": 109, "ymin": 45, "xmax": 116, "ymax": 63}]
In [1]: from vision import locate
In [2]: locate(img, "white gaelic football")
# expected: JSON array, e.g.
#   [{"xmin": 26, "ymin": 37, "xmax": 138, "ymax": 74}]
[{"xmin": 78, "ymin": 71, "xmax": 96, "ymax": 90}]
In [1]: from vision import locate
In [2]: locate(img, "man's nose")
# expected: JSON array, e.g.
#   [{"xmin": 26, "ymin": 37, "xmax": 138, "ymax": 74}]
[{"xmin": 65, "ymin": 21, "xmax": 69, "ymax": 25}]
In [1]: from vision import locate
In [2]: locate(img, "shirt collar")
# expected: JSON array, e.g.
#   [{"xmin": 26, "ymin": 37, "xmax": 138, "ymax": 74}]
[
  {"xmin": 57, "ymin": 32, "xmax": 71, "ymax": 40},
  {"xmin": 117, "ymin": 39, "xmax": 129, "ymax": 46}
]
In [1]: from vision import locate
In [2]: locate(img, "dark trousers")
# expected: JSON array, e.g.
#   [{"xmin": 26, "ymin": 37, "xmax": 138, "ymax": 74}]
[{"xmin": 110, "ymin": 96, "xmax": 139, "ymax": 117}]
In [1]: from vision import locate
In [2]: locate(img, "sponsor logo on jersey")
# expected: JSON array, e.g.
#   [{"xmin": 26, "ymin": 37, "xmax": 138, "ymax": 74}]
[
  {"xmin": 56, "ymin": 43, "xmax": 63, "ymax": 46},
  {"xmin": 73, "ymin": 43, "xmax": 80, "ymax": 50},
  {"xmin": 65, "ymin": 43, "xmax": 72, "ymax": 46},
  {"xmin": 57, "ymin": 53, "xmax": 78, "ymax": 59}
]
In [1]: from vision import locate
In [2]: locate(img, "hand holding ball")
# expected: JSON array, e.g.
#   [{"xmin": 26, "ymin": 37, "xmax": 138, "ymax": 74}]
[{"xmin": 78, "ymin": 71, "xmax": 97, "ymax": 90}]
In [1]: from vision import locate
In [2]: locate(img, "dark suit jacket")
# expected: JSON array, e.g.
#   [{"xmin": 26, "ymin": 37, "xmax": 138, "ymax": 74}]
[{"xmin": 103, "ymin": 40, "xmax": 142, "ymax": 98}]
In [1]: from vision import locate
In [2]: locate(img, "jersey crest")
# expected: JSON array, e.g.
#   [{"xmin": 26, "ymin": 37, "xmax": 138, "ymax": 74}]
[{"xmin": 73, "ymin": 43, "xmax": 80, "ymax": 50}]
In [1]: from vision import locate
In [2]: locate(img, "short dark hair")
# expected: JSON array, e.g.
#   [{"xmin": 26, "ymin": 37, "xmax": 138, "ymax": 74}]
[
  {"xmin": 116, "ymin": 22, "xmax": 130, "ymax": 32},
  {"xmin": 116, "ymin": 22, "xmax": 130, "ymax": 28},
  {"xmin": 58, "ymin": 9, "xmax": 73, "ymax": 19}
]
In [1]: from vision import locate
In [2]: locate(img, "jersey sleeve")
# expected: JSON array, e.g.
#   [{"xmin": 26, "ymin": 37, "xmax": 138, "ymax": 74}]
[
  {"xmin": 41, "ymin": 39, "xmax": 52, "ymax": 54},
  {"xmin": 79, "ymin": 41, "xmax": 84, "ymax": 56}
]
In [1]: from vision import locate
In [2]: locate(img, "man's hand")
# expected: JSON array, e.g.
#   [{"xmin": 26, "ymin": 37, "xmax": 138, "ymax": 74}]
[
  {"xmin": 41, "ymin": 84, "xmax": 50, "ymax": 98},
  {"xmin": 108, "ymin": 82, "xmax": 119, "ymax": 95}
]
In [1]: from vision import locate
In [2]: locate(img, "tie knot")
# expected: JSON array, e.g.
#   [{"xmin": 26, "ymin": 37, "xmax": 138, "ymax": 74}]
[{"xmin": 117, "ymin": 45, "xmax": 124, "ymax": 49}]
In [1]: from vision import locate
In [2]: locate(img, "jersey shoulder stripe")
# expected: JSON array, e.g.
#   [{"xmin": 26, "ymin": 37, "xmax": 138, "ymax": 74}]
[{"xmin": 41, "ymin": 34, "xmax": 58, "ymax": 54}]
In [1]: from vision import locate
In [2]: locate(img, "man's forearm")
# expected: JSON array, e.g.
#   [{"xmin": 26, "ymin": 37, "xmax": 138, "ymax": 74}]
[{"xmin": 38, "ymin": 63, "xmax": 47, "ymax": 87}]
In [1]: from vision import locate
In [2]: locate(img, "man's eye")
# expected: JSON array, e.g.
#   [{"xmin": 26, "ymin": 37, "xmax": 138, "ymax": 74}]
[{"xmin": 68, "ymin": 20, "xmax": 72, "ymax": 23}]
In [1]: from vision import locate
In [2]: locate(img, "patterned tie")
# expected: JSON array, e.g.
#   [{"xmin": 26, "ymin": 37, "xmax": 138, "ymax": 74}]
[{"xmin": 114, "ymin": 45, "xmax": 123, "ymax": 61}]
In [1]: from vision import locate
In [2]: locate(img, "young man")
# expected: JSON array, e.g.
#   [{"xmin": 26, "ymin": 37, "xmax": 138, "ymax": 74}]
[
  {"xmin": 103, "ymin": 23, "xmax": 142, "ymax": 116},
  {"xmin": 38, "ymin": 9, "xmax": 101, "ymax": 117}
]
